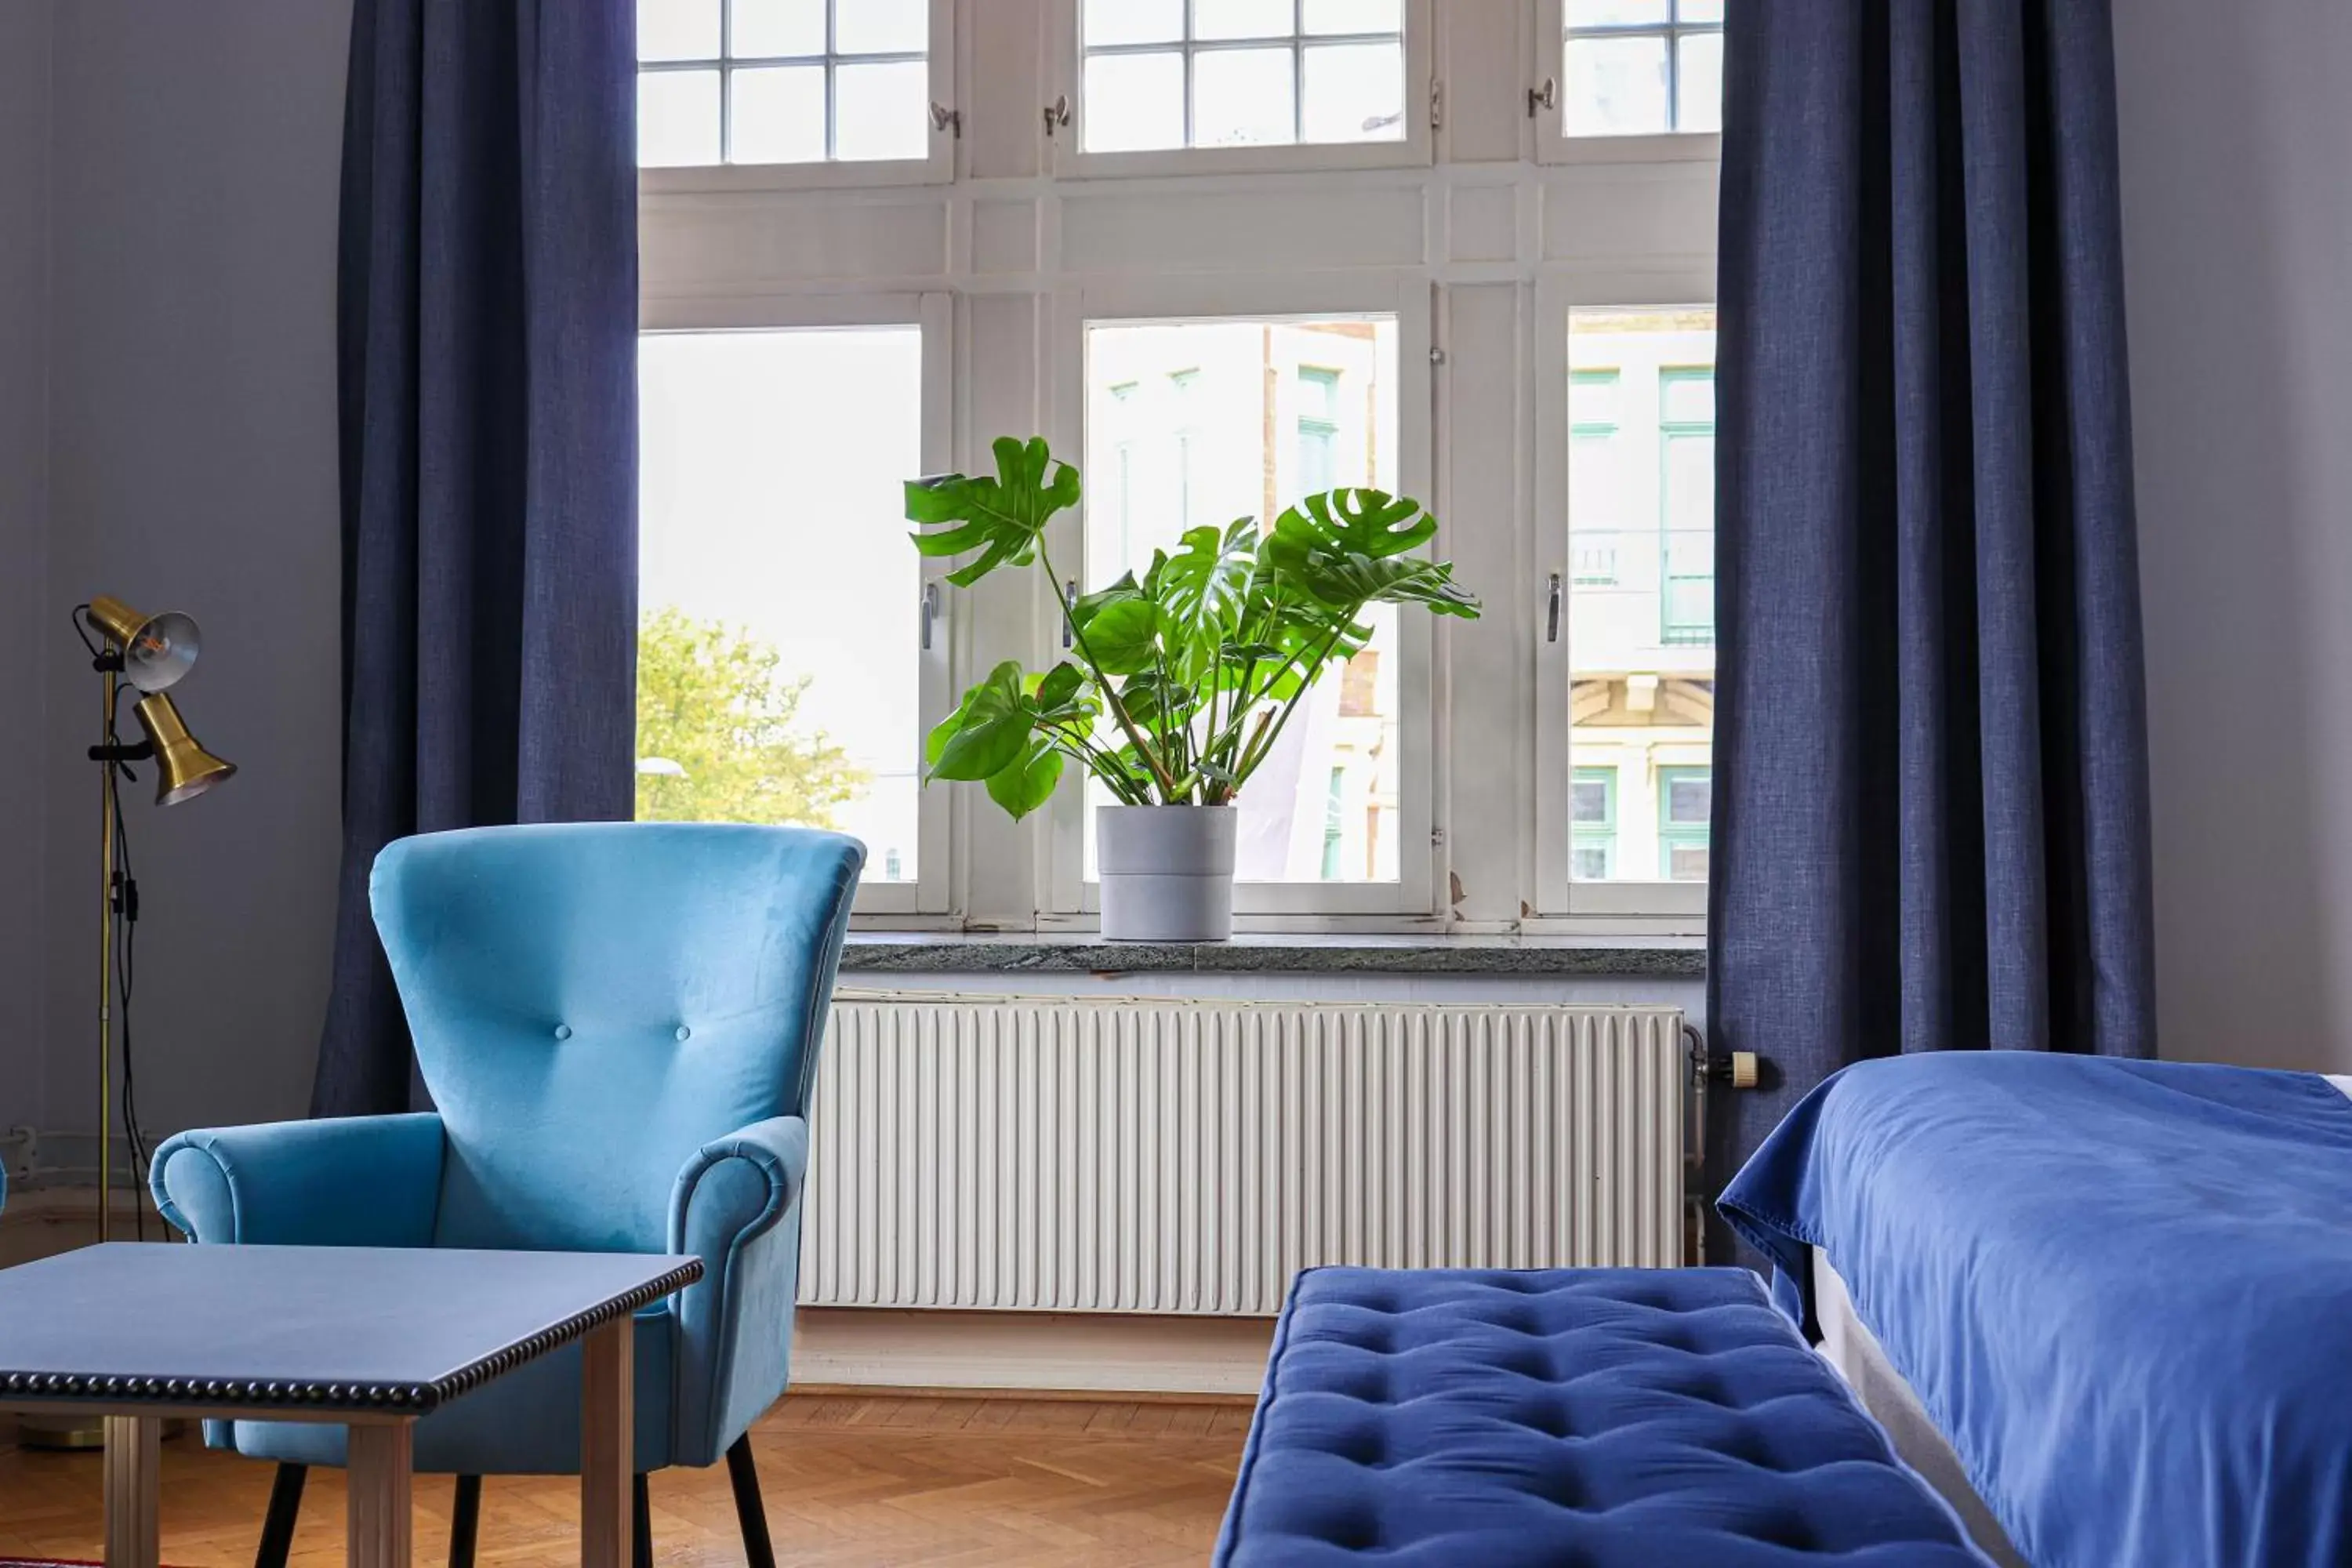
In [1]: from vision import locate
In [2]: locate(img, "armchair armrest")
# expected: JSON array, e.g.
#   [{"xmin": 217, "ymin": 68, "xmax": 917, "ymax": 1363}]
[
  {"xmin": 151, "ymin": 1113, "xmax": 445, "ymax": 1247},
  {"xmin": 666, "ymin": 1115, "xmax": 811, "ymax": 1466}
]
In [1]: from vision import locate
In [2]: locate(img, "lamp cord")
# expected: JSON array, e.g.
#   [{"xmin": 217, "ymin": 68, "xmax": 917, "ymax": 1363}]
[{"xmin": 102, "ymin": 668, "xmax": 150, "ymax": 1242}]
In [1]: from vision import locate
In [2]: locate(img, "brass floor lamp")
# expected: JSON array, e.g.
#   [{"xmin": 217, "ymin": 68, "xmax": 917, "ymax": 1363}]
[
  {"xmin": 78, "ymin": 595, "xmax": 236, "ymax": 1240},
  {"xmin": 18, "ymin": 601, "xmax": 234, "ymax": 1452}
]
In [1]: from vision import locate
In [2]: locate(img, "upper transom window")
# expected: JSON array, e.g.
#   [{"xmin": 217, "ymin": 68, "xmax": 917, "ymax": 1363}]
[
  {"xmin": 1080, "ymin": 0, "xmax": 1409, "ymax": 154},
  {"xmin": 637, "ymin": 0, "xmax": 931, "ymax": 168},
  {"xmin": 1562, "ymin": 0, "xmax": 1723, "ymax": 137}
]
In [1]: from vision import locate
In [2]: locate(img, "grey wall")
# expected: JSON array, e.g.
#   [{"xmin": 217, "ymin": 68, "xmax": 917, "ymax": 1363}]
[
  {"xmin": 2115, "ymin": 1, "xmax": 2352, "ymax": 1076},
  {"xmin": 0, "ymin": 2, "xmax": 52, "ymax": 1133},
  {"xmin": 0, "ymin": 0, "xmax": 2344, "ymax": 1155},
  {"xmin": 34, "ymin": 0, "xmax": 351, "ymax": 1144}
]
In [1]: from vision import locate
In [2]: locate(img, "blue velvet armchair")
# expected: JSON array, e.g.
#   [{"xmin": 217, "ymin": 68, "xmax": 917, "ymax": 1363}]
[{"xmin": 151, "ymin": 822, "xmax": 863, "ymax": 1568}]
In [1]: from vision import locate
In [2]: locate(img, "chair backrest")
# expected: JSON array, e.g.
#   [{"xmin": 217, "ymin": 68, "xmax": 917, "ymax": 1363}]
[{"xmin": 370, "ymin": 822, "xmax": 864, "ymax": 1254}]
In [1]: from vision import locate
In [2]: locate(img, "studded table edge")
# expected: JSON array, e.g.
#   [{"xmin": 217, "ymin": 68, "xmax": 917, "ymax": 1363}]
[{"xmin": 0, "ymin": 1258, "xmax": 705, "ymax": 1416}]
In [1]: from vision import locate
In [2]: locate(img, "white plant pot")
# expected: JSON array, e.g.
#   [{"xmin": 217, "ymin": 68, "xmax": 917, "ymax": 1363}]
[{"xmin": 1098, "ymin": 805, "xmax": 1237, "ymax": 942}]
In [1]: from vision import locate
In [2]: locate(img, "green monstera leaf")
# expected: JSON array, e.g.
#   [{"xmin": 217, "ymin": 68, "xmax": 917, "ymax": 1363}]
[
  {"xmin": 985, "ymin": 741, "xmax": 1064, "ymax": 819},
  {"xmin": 925, "ymin": 661, "xmax": 1034, "ymax": 782},
  {"xmin": 1264, "ymin": 488, "xmax": 1480, "ymax": 619},
  {"xmin": 1069, "ymin": 577, "xmax": 1160, "ymax": 675},
  {"xmin": 905, "ymin": 437, "xmax": 1083, "ymax": 588},
  {"xmin": 1156, "ymin": 519, "xmax": 1255, "ymax": 641}
]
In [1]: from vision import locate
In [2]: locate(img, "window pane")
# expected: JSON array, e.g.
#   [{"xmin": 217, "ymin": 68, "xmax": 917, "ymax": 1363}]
[
  {"xmin": 1573, "ymin": 846, "xmax": 1613, "ymax": 880},
  {"xmin": 730, "ymin": 64, "xmax": 826, "ymax": 162},
  {"xmin": 1084, "ymin": 51, "xmax": 1186, "ymax": 151},
  {"xmin": 1567, "ymin": 0, "xmax": 1669, "ymax": 24},
  {"xmin": 1302, "ymin": 42, "xmax": 1406, "ymax": 143},
  {"xmin": 1570, "ymin": 370, "xmax": 1621, "ymax": 426},
  {"xmin": 637, "ymin": 328, "xmax": 924, "ymax": 883},
  {"xmin": 1678, "ymin": 0, "xmax": 1726, "ymax": 23},
  {"xmin": 638, "ymin": 71, "xmax": 722, "ymax": 166},
  {"xmin": 1661, "ymin": 372, "xmax": 1715, "ymax": 425},
  {"xmin": 1676, "ymin": 31, "xmax": 1725, "ymax": 132},
  {"xmin": 1565, "ymin": 35, "xmax": 1669, "ymax": 136},
  {"xmin": 1195, "ymin": 46, "xmax": 1297, "ymax": 147},
  {"xmin": 835, "ymin": 59, "xmax": 930, "ymax": 160},
  {"xmin": 1571, "ymin": 777, "xmax": 1611, "ymax": 823},
  {"xmin": 729, "ymin": 0, "xmax": 822, "ymax": 56},
  {"xmin": 1303, "ymin": 0, "xmax": 1403, "ymax": 33},
  {"xmin": 1086, "ymin": 0, "xmax": 1184, "ymax": 45},
  {"xmin": 1569, "ymin": 307, "xmax": 1717, "ymax": 884},
  {"xmin": 834, "ymin": 0, "xmax": 925, "ymax": 56},
  {"xmin": 1192, "ymin": 0, "xmax": 1294, "ymax": 41},
  {"xmin": 1664, "ymin": 771, "xmax": 1711, "ymax": 823},
  {"xmin": 1083, "ymin": 316, "xmax": 1401, "ymax": 884},
  {"xmin": 641, "ymin": 0, "xmax": 720, "ymax": 61}
]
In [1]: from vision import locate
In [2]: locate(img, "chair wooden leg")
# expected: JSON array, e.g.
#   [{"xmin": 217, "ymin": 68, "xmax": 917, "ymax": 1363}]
[
  {"xmin": 632, "ymin": 1474, "xmax": 652, "ymax": 1568},
  {"xmin": 254, "ymin": 1463, "xmax": 306, "ymax": 1568},
  {"xmin": 724, "ymin": 1436, "xmax": 775, "ymax": 1568},
  {"xmin": 449, "ymin": 1475, "xmax": 482, "ymax": 1568}
]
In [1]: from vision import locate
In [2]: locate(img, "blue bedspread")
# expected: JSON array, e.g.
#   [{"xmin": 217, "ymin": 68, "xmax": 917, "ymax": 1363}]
[{"xmin": 1719, "ymin": 1054, "xmax": 2352, "ymax": 1568}]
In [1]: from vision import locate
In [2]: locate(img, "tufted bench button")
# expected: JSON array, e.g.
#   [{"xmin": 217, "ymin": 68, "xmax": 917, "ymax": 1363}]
[
  {"xmin": 675, "ymin": 1025, "xmax": 692, "ymax": 1041},
  {"xmin": 553, "ymin": 1024, "xmax": 572, "ymax": 1040}
]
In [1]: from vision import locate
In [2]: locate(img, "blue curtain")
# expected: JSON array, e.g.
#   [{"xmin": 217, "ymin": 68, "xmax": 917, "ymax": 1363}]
[
  {"xmin": 1705, "ymin": 0, "xmax": 2158, "ymax": 1251},
  {"xmin": 314, "ymin": 0, "xmax": 640, "ymax": 1116}
]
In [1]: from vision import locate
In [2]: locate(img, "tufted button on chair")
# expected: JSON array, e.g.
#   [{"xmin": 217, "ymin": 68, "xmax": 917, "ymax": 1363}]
[{"xmin": 151, "ymin": 822, "xmax": 864, "ymax": 1568}]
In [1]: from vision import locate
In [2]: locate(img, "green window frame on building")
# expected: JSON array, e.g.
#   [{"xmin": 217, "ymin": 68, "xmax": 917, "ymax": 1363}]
[
  {"xmin": 1657, "ymin": 764, "xmax": 1711, "ymax": 881},
  {"xmin": 1297, "ymin": 366, "xmax": 1341, "ymax": 496},
  {"xmin": 1320, "ymin": 764, "xmax": 1348, "ymax": 880},
  {"xmin": 1570, "ymin": 765, "xmax": 1617, "ymax": 880},
  {"xmin": 1569, "ymin": 368, "xmax": 1622, "ymax": 586},
  {"xmin": 1658, "ymin": 366, "xmax": 1715, "ymax": 647}
]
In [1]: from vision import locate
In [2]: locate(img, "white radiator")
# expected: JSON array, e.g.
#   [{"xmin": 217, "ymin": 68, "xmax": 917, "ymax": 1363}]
[{"xmin": 797, "ymin": 995, "xmax": 1686, "ymax": 1316}]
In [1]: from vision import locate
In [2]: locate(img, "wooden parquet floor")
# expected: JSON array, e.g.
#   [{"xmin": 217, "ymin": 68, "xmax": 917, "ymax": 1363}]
[{"xmin": 0, "ymin": 1395, "xmax": 1251, "ymax": 1567}]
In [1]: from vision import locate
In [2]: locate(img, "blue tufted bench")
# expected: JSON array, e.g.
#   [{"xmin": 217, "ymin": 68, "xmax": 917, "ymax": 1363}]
[{"xmin": 1214, "ymin": 1266, "xmax": 1989, "ymax": 1566}]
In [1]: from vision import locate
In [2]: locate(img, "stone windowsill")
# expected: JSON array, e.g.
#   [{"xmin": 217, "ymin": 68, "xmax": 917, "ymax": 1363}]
[{"xmin": 839, "ymin": 931, "xmax": 1704, "ymax": 978}]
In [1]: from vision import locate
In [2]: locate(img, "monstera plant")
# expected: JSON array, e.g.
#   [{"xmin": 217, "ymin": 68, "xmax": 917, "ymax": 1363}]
[{"xmin": 906, "ymin": 437, "xmax": 1478, "ymax": 938}]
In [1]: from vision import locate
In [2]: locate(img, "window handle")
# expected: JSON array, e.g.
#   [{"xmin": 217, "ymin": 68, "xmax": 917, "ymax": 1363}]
[
  {"xmin": 1062, "ymin": 579, "xmax": 1077, "ymax": 649},
  {"xmin": 1546, "ymin": 573, "xmax": 1563, "ymax": 644},
  {"xmin": 1528, "ymin": 77, "xmax": 1558, "ymax": 118},
  {"xmin": 1044, "ymin": 95, "xmax": 1072, "ymax": 138},
  {"xmin": 920, "ymin": 582, "xmax": 941, "ymax": 652}
]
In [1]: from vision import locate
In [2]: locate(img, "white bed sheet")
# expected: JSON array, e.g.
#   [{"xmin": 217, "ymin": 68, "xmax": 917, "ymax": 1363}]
[{"xmin": 1811, "ymin": 1250, "xmax": 2031, "ymax": 1568}]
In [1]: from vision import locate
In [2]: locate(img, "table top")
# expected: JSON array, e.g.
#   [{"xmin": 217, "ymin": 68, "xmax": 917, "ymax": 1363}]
[{"xmin": 0, "ymin": 1243, "xmax": 701, "ymax": 1417}]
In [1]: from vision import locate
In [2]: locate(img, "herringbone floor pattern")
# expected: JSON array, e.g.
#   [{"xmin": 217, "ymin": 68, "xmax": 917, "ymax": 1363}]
[{"xmin": 0, "ymin": 1395, "xmax": 1251, "ymax": 1566}]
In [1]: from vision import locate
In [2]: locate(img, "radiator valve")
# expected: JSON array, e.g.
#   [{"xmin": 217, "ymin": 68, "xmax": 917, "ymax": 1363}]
[{"xmin": 1707, "ymin": 1051, "xmax": 1760, "ymax": 1091}]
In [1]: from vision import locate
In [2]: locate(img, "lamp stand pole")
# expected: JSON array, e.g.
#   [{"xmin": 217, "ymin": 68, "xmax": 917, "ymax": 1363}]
[{"xmin": 97, "ymin": 654, "xmax": 118, "ymax": 1246}]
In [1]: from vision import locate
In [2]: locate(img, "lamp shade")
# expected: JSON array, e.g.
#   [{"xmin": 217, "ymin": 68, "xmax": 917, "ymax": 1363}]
[
  {"xmin": 132, "ymin": 694, "xmax": 236, "ymax": 806},
  {"xmin": 86, "ymin": 595, "xmax": 201, "ymax": 694}
]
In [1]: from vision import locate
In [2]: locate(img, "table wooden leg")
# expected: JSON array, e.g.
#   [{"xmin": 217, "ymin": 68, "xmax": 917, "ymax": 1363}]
[
  {"xmin": 580, "ymin": 1317, "xmax": 635, "ymax": 1568},
  {"xmin": 347, "ymin": 1422, "xmax": 415, "ymax": 1568},
  {"xmin": 103, "ymin": 1414, "xmax": 161, "ymax": 1568}
]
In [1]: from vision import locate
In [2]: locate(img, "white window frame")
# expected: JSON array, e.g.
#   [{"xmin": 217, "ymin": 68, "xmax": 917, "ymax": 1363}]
[
  {"xmin": 1531, "ymin": 267, "xmax": 1715, "ymax": 928},
  {"xmin": 1531, "ymin": 0, "xmax": 1722, "ymax": 168},
  {"xmin": 637, "ymin": 0, "xmax": 956, "ymax": 194},
  {"xmin": 1048, "ymin": 0, "xmax": 1436, "ymax": 180},
  {"xmin": 637, "ymin": 289, "xmax": 958, "ymax": 919},
  {"xmin": 1042, "ymin": 274, "xmax": 1439, "ymax": 923}
]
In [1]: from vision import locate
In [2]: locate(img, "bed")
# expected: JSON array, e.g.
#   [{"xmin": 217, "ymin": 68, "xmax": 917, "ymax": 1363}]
[{"xmin": 1718, "ymin": 1053, "xmax": 2352, "ymax": 1568}]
